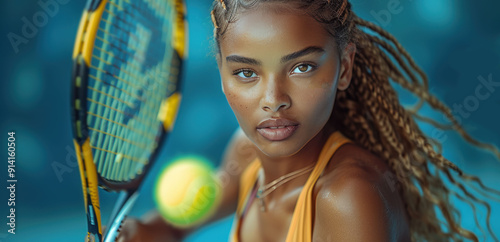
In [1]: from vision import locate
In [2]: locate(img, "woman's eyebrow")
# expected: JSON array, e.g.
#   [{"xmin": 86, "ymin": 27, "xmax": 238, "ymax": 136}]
[
  {"xmin": 226, "ymin": 55, "xmax": 262, "ymax": 65},
  {"xmin": 281, "ymin": 46, "xmax": 325, "ymax": 63},
  {"xmin": 225, "ymin": 46, "xmax": 324, "ymax": 66}
]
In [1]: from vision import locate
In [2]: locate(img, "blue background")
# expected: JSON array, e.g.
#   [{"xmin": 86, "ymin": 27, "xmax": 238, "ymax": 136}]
[{"xmin": 1, "ymin": 0, "xmax": 499, "ymax": 241}]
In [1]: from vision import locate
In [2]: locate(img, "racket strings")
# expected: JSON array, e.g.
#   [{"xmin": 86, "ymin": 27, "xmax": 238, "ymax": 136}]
[
  {"xmin": 88, "ymin": 127, "xmax": 148, "ymax": 149},
  {"xmin": 87, "ymin": 86, "xmax": 135, "ymax": 108},
  {"xmin": 86, "ymin": 111, "xmax": 156, "ymax": 142},
  {"xmin": 89, "ymin": 54, "xmax": 169, "ymax": 99},
  {"xmin": 88, "ymin": 73, "xmax": 158, "ymax": 182},
  {"xmin": 91, "ymin": 36, "xmax": 153, "ymax": 87},
  {"xmin": 86, "ymin": 81, "xmax": 168, "ymax": 137},
  {"xmin": 98, "ymin": 19, "xmax": 145, "ymax": 55},
  {"xmin": 92, "ymin": 42, "xmax": 169, "ymax": 92},
  {"xmin": 92, "ymin": 3, "xmax": 178, "ymax": 182},
  {"xmin": 90, "ymin": 145, "xmax": 148, "ymax": 165},
  {"xmin": 90, "ymin": 61, "xmax": 144, "ymax": 91},
  {"xmin": 88, "ymin": 55, "xmax": 173, "ymax": 124},
  {"xmin": 86, "ymin": 97, "xmax": 159, "ymax": 132},
  {"xmin": 87, "ymin": 0, "xmax": 179, "ymax": 182},
  {"xmin": 88, "ymin": 74, "xmax": 143, "ymax": 102},
  {"xmin": 88, "ymin": 86, "xmax": 160, "ymax": 180},
  {"xmin": 109, "ymin": 0, "xmax": 153, "ymax": 24},
  {"xmin": 110, "ymin": 0, "xmax": 169, "ymax": 31},
  {"xmin": 99, "ymin": 0, "xmax": 173, "ymax": 65},
  {"xmin": 93, "ymin": 5, "xmax": 171, "ymax": 91},
  {"xmin": 95, "ymin": 34, "xmax": 141, "ymax": 61},
  {"xmin": 101, "ymin": 8, "xmax": 160, "ymax": 45},
  {"xmin": 92, "ymin": 21, "xmax": 162, "ymax": 112},
  {"xmin": 88, "ymin": 75, "xmax": 159, "ymax": 180},
  {"xmin": 104, "ymin": 0, "xmax": 167, "ymax": 54},
  {"xmin": 93, "ymin": 45, "xmax": 164, "ymax": 85}
]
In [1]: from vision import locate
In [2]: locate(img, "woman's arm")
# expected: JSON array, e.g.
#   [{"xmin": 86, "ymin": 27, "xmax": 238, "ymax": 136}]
[{"xmin": 118, "ymin": 127, "xmax": 258, "ymax": 241}]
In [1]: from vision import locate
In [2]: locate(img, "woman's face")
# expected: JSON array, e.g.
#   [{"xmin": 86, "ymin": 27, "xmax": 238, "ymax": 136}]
[{"xmin": 218, "ymin": 4, "xmax": 353, "ymax": 158}]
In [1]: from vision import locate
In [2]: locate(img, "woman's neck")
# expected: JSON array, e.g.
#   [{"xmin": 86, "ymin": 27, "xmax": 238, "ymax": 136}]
[{"xmin": 257, "ymin": 127, "xmax": 333, "ymax": 186}]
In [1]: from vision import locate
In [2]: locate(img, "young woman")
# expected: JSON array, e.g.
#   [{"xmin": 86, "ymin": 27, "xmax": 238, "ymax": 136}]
[{"xmin": 118, "ymin": 0, "xmax": 500, "ymax": 241}]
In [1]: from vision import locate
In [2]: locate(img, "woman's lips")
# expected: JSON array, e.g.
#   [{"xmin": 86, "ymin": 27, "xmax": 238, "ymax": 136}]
[{"xmin": 256, "ymin": 118, "xmax": 299, "ymax": 141}]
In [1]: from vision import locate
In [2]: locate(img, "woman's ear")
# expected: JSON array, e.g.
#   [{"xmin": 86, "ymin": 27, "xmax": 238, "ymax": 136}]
[{"xmin": 337, "ymin": 43, "xmax": 356, "ymax": 91}]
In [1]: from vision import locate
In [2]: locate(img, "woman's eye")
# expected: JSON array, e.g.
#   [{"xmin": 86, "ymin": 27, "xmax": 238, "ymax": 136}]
[
  {"xmin": 292, "ymin": 64, "xmax": 315, "ymax": 74},
  {"xmin": 235, "ymin": 70, "xmax": 257, "ymax": 78}
]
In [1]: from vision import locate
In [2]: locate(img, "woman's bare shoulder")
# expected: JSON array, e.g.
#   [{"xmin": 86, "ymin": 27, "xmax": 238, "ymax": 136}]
[
  {"xmin": 318, "ymin": 143, "xmax": 393, "ymax": 195},
  {"xmin": 313, "ymin": 143, "xmax": 410, "ymax": 241}
]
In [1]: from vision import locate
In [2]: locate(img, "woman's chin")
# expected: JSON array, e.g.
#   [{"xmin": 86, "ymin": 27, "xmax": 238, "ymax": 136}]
[{"xmin": 255, "ymin": 141, "xmax": 304, "ymax": 158}]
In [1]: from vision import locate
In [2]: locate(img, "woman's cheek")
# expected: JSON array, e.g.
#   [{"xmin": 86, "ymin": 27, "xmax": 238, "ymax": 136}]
[
  {"xmin": 224, "ymin": 85, "xmax": 249, "ymax": 119},
  {"xmin": 305, "ymin": 88, "xmax": 335, "ymax": 123},
  {"xmin": 222, "ymin": 78, "xmax": 237, "ymax": 105},
  {"xmin": 225, "ymin": 91, "xmax": 240, "ymax": 112}
]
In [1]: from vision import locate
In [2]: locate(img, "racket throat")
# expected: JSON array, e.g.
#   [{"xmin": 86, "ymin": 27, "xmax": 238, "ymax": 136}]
[{"xmin": 103, "ymin": 191, "xmax": 139, "ymax": 242}]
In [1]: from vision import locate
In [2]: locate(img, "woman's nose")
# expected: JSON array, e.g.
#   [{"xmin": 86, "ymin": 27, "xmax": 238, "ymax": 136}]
[{"xmin": 260, "ymin": 75, "xmax": 291, "ymax": 113}]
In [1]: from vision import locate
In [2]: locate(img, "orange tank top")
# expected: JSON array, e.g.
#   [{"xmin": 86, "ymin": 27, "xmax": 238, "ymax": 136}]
[{"xmin": 230, "ymin": 131, "xmax": 351, "ymax": 242}]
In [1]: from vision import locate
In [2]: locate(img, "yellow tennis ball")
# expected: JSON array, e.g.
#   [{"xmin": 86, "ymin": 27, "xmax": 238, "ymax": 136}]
[{"xmin": 154, "ymin": 156, "xmax": 221, "ymax": 228}]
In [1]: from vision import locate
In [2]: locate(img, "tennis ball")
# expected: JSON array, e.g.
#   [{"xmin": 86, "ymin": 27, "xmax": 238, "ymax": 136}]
[{"xmin": 154, "ymin": 156, "xmax": 221, "ymax": 228}]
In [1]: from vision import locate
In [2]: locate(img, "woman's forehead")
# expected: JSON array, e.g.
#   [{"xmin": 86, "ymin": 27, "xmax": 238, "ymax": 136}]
[{"xmin": 219, "ymin": 4, "xmax": 334, "ymax": 57}]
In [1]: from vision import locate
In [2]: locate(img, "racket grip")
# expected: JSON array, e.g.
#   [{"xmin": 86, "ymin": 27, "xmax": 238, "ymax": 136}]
[{"xmin": 103, "ymin": 191, "xmax": 139, "ymax": 242}]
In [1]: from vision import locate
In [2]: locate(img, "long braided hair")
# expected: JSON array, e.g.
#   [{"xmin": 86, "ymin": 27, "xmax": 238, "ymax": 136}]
[{"xmin": 210, "ymin": 0, "xmax": 500, "ymax": 241}]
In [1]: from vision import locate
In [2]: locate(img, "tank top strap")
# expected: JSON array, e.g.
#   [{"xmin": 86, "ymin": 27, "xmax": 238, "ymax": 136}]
[
  {"xmin": 285, "ymin": 131, "xmax": 351, "ymax": 242},
  {"xmin": 237, "ymin": 158, "xmax": 261, "ymax": 216},
  {"xmin": 231, "ymin": 158, "xmax": 261, "ymax": 242}
]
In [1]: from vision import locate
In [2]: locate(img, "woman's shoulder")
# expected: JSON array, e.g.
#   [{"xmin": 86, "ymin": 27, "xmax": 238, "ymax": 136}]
[
  {"xmin": 313, "ymin": 143, "xmax": 410, "ymax": 241},
  {"xmin": 320, "ymin": 143, "xmax": 393, "ymax": 188},
  {"xmin": 316, "ymin": 143, "xmax": 395, "ymax": 216}
]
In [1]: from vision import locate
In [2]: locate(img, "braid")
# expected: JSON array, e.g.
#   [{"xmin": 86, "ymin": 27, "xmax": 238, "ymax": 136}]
[
  {"xmin": 219, "ymin": 0, "xmax": 227, "ymax": 10},
  {"xmin": 336, "ymin": 0, "xmax": 348, "ymax": 24},
  {"xmin": 210, "ymin": 10, "xmax": 218, "ymax": 29}
]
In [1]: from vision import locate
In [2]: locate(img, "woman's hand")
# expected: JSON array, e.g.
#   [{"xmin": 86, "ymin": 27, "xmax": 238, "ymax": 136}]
[{"xmin": 116, "ymin": 218, "xmax": 157, "ymax": 242}]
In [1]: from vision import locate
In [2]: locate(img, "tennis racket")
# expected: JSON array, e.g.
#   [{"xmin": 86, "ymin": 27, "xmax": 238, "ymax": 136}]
[{"xmin": 70, "ymin": 0, "xmax": 186, "ymax": 241}]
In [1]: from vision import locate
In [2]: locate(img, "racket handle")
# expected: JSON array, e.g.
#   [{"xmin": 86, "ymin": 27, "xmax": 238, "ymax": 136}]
[{"xmin": 103, "ymin": 191, "xmax": 139, "ymax": 242}]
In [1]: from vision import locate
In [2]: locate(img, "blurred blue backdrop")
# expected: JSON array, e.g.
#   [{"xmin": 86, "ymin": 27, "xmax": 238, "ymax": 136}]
[{"xmin": 0, "ymin": 0, "xmax": 499, "ymax": 241}]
